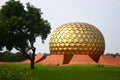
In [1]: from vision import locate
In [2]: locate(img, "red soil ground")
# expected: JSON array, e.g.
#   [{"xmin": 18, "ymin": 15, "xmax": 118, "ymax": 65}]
[
  {"xmin": 98, "ymin": 55, "xmax": 120, "ymax": 66},
  {"xmin": 21, "ymin": 54, "xmax": 46, "ymax": 63},
  {"xmin": 39, "ymin": 54, "xmax": 64, "ymax": 66},
  {"xmin": 68, "ymin": 55, "xmax": 96, "ymax": 65},
  {"xmin": 0, "ymin": 62, "xmax": 8, "ymax": 64},
  {"xmin": 115, "ymin": 56, "xmax": 120, "ymax": 65}
]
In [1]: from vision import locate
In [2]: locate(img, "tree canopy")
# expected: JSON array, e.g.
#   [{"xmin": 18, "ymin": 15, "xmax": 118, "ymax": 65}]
[{"xmin": 0, "ymin": 0, "xmax": 51, "ymax": 69}]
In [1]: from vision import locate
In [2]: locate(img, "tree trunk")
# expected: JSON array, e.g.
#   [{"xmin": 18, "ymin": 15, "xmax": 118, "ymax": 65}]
[
  {"xmin": 30, "ymin": 58, "xmax": 34, "ymax": 69},
  {"xmin": 20, "ymin": 46, "xmax": 36, "ymax": 69},
  {"xmin": 21, "ymin": 51, "xmax": 35, "ymax": 69},
  {"xmin": 30, "ymin": 47, "xmax": 36, "ymax": 69}
]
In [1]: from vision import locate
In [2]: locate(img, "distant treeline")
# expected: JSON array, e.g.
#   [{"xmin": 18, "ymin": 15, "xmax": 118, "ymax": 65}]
[
  {"xmin": 105, "ymin": 53, "xmax": 120, "ymax": 57},
  {"xmin": 0, "ymin": 51, "xmax": 50, "ymax": 62},
  {"xmin": 0, "ymin": 51, "xmax": 26, "ymax": 62}
]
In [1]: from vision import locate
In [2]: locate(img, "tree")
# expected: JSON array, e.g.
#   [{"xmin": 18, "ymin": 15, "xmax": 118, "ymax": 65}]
[
  {"xmin": 14, "ymin": 52, "xmax": 26, "ymax": 61},
  {"xmin": 0, "ymin": 0, "xmax": 51, "ymax": 69},
  {"xmin": 105, "ymin": 53, "xmax": 120, "ymax": 57},
  {"xmin": 0, "ymin": 52, "xmax": 4, "ymax": 61},
  {"xmin": 0, "ymin": 51, "xmax": 26, "ymax": 62},
  {"xmin": 3, "ymin": 51, "xmax": 15, "ymax": 62}
]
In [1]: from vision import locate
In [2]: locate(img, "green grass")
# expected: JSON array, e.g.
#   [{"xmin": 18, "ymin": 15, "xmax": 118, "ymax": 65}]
[{"xmin": 0, "ymin": 63, "xmax": 120, "ymax": 80}]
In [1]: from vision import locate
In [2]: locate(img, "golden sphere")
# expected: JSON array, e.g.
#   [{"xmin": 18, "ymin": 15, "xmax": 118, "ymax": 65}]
[{"xmin": 49, "ymin": 22, "xmax": 105, "ymax": 61}]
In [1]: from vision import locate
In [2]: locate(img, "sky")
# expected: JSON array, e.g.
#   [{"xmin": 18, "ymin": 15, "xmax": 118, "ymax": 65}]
[{"xmin": 0, "ymin": 0, "xmax": 120, "ymax": 54}]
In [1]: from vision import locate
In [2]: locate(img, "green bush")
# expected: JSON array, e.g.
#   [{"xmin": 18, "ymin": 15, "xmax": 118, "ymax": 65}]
[{"xmin": 0, "ymin": 51, "xmax": 25, "ymax": 62}]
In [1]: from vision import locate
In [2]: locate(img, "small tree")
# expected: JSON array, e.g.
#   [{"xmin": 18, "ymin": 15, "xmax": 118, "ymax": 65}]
[{"xmin": 0, "ymin": 0, "xmax": 51, "ymax": 69}]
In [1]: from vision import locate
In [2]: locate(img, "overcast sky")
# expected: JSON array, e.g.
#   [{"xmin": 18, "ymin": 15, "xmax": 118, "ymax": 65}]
[{"xmin": 0, "ymin": 0, "xmax": 120, "ymax": 54}]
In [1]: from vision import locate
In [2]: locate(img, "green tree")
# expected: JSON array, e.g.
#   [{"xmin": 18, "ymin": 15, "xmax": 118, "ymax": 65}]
[
  {"xmin": 0, "ymin": 51, "xmax": 26, "ymax": 62},
  {"xmin": 0, "ymin": 52, "xmax": 4, "ymax": 61},
  {"xmin": 14, "ymin": 52, "xmax": 26, "ymax": 61},
  {"xmin": 0, "ymin": 0, "xmax": 51, "ymax": 69},
  {"xmin": 3, "ymin": 51, "xmax": 15, "ymax": 62}
]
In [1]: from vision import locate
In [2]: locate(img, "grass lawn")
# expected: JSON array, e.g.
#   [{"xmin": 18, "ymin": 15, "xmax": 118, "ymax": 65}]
[{"xmin": 0, "ymin": 63, "xmax": 120, "ymax": 80}]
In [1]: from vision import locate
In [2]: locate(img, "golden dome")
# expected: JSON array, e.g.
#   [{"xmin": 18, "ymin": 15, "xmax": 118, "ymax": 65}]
[{"xmin": 49, "ymin": 22, "xmax": 105, "ymax": 61}]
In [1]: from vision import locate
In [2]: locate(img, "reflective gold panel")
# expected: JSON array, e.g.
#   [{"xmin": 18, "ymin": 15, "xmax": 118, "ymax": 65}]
[{"xmin": 49, "ymin": 22, "xmax": 105, "ymax": 62}]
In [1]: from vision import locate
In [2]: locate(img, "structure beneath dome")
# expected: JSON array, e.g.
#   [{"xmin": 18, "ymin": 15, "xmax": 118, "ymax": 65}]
[{"xmin": 21, "ymin": 54, "xmax": 120, "ymax": 66}]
